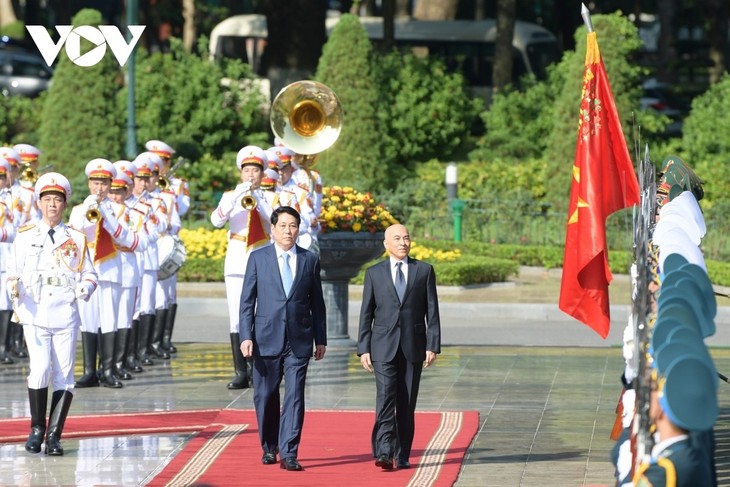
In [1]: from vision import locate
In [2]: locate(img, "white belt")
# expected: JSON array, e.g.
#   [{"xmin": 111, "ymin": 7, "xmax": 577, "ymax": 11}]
[{"xmin": 40, "ymin": 276, "xmax": 74, "ymax": 287}]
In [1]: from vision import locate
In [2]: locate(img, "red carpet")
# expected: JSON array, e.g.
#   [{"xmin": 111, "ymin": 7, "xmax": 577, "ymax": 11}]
[{"xmin": 1, "ymin": 408, "xmax": 478, "ymax": 487}]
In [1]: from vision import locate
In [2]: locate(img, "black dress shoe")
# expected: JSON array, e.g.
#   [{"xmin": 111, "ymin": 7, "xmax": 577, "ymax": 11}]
[
  {"xmin": 261, "ymin": 452, "xmax": 277, "ymax": 465},
  {"xmin": 397, "ymin": 459, "xmax": 411, "ymax": 469},
  {"xmin": 280, "ymin": 457, "xmax": 302, "ymax": 471},
  {"xmin": 375, "ymin": 454, "xmax": 394, "ymax": 470}
]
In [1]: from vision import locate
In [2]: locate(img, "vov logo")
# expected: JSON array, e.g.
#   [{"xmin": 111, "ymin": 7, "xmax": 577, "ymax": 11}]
[{"xmin": 26, "ymin": 25, "xmax": 146, "ymax": 67}]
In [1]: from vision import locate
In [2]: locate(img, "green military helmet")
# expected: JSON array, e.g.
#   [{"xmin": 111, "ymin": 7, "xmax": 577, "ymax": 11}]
[
  {"xmin": 658, "ymin": 286, "xmax": 715, "ymax": 337},
  {"xmin": 650, "ymin": 316, "xmax": 692, "ymax": 357},
  {"xmin": 658, "ymin": 155, "xmax": 704, "ymax": 202},
  {"xmin": 658, "ymin": 355, "xmax": 718, "ymax": 431},
  {"xmin": 661, "ymin": 253, "xmax": 688, "ymax": 276},
  {"xmin": 656, "ymin": 296, "xmax": 714, "ymax": 339}
]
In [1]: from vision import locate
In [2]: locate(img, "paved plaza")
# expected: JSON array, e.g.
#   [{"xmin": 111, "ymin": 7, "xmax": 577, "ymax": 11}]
[{"xmin": 1, "ymin": 268, "xmax": 729, "ymax": 486}]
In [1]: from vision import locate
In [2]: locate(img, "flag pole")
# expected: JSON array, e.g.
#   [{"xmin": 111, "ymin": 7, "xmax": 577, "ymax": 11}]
[{"xmin": 581, "ymin": 3, "xmax": 594, "ymax": 33}]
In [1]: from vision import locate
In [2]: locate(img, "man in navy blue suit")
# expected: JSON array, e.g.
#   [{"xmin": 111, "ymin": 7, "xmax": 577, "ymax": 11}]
[
  {"xmin": 239, "ymin": 206, "xmax": 326, "ymax": 471},
  {"xmin": 358, "ymin": 223, "xmax": 441, "ymax": 470}
]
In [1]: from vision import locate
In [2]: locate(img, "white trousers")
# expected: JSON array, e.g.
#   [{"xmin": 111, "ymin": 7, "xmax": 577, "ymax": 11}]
[
  {"xmin": 137, "ymin": 271, "xmax": 157, "ymax": 316},
  {"xmin": 225, "ymin": 275, "xmax": 244, "ymax": 333},
  {"xmin": 117, "ymin": 287, "xmax": 137, "ymax": 330},
  {"xmin": 79, "ymin": 281, "xmax": 121, "ymax": 333},
  {"xmin": 24, "ymin": 325, "xmax": 78, "ymax": 391},
  {"xmin": 155, "ymin": 275, "xmax": 175, "ymax": 310}
]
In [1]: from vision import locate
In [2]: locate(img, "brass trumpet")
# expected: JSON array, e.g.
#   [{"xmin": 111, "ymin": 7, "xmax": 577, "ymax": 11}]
[
  {"xmin": 241, "ymin": 191, "xmax": 256, "ymax": 210},
  {"xmin": 157, "ymin": 157, "xmax": 186, "ymax": 190},
  {"xmin": 86, "ymin": 204, "xmax": 100, "ymax": 223}
]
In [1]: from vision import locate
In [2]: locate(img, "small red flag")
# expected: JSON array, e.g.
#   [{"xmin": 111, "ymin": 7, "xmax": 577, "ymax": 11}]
[
  {"xmin": 246, "ymin": 208, "xmax": 270, "ymax": 252},
  {"xmin": 94, "ymin": 220, "xmax": 118, "ymax": 265},
  {"xmin": 558, "ymin": 31, "xmax": 640, "ymax": 339}
]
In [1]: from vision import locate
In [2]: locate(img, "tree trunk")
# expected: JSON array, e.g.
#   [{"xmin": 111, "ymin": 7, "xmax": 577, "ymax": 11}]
[
  {"xmin": 263, "ymin": 0, "xmax": 327, "ymax": 100},
  {"xmin": 475, "ymin": 0, "xmax": 486, "ymax": 20},
  {"xmin": 383, "ymin": 0, "xmax": 395, "ymax": 51},
  {"xmin": 413, "ymin": 0, "xmax": 458, "ymax": 20},
  {"xmin": 492, "ymin": 0, "xmax": 516, "ymax": 93},
  {"xmin": 0, "ymin": 0, "xmax": 17, "ymax": 27},
  {"xmin": 705, "ymin": 0, "xmax": 729, "ymax": 84},
  {"xmin": 396, "ymin": 0, "xmax": 410, "ymax": 17},
  {"xmin": 182, "ymin": 0, "xmax": 195, "ymax": 53},
  {"xmin": 656, "ymin": 0, "xmax": 678, "ymax": 84}
]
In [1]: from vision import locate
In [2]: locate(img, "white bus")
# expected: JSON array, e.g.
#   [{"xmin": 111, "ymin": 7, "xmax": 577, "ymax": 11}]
[{"xmin": 210, "ymin": 14, "xmax": 561, "ymax": 102}]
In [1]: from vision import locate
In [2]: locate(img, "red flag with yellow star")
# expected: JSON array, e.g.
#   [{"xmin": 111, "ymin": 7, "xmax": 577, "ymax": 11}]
[{"xmin": 558, "ymin": 31, "xmax": 640, "ymax": 339}]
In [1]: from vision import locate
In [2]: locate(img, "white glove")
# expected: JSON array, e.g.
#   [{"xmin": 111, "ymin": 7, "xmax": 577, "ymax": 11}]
[
  {"xmin": 7, "ymin": 277, "xmax": 19, "ymax": 299},
  {"xmin": 83, "ymin": 194, "xmax": 99, "ymax": 208},
  {"xmin": 615, "ymin": 438, "xmax": 633, "ymax": 484},
  {"xmin": 75, "ymin": 284, "xmax": 90, "ymax": 301},
  {"xmin": 98, "ymin": 202, "xmax": 119, "ymax": 229}
]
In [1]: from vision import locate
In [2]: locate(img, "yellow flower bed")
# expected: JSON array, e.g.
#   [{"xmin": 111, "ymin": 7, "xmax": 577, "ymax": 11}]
[
  {"xmin": 180, "ymin": 227, "xmax": 460, "ymax": 264},
  {"xmin": 179, "ymin": 227, "xmax": 228, "ymax": 261}
]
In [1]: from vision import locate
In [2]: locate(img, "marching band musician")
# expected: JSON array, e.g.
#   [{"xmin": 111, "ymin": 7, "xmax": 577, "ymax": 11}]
[
  {"xmin": 6, "ymin": 172, "xmax": 97, "ymax": 456},
  {"xmin": 0, "ymin": 157, "xmax": 18, "ymax": 365},
  {"xmin": 108, "ymin": 161, "xmax": 150, "ymax": 380},
  {"xmin": 265, "ymin": 147, "xmax": 317, "ymax": 250},
  {"xmin": 146, "ymin": 139, "xmax": 189, "ymax": 354},
  {"xmin": 13, "ymin": 143, "xmax": 42, "ymax": 226},
  {"xmin": 139, "ymin": 152, "xmax": 181, "ymax": 358},
  {"xmin": 2, "ymin": 146, "xmax": 29, "ymax": 359},
  {"xmin": 129, "ymin": 155, "xmax": 169, "ymax": 365},
  {"xmin": 276, "ymin": 147, "xmax": 321, "ymax": 251},
  {"xmin": 69, "ymin": 159, "xmax": 147, "ymax": 389},
  {"xmin": 211, "ymin": 145, "xmax": 274, "ymax": 389}
]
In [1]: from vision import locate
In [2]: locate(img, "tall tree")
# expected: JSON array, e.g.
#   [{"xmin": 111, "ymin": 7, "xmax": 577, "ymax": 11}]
[
  {"xmin": 182, "ymin": 0, "xmax": 195, "ymax": 53},
  {"xmin": 705, "ymin": 0, "xmax": 729, "ymax": 84},
  {"xmin": 37, "ymin": 8, "xmax": 125, "ymax": 200},
  {"xmin": 0, "ymin": 0, "xmax": 16, "ymax": 26},
  {"xmin": 492, "ymin": 0, "xmax": 516, "ymax": 93},
  {"xmin": 263, "ymin": 0, "xmax": 327, "ymax": 99},
  {"xmin": 656, "ymin": 0, "xmax": 679, "ymax": 84}
]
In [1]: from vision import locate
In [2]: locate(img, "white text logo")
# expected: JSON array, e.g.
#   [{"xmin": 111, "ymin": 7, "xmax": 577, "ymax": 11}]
[{"xmin": 26, "ymin": 25, "xmax": 146, "ymax": 67}]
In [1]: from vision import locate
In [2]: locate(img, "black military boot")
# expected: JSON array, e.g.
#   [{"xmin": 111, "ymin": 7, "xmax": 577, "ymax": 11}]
[
  {"xmin": 25, "ymin": 387, "xmax": 48, "ymax": 453},
  {"xmin": 100, "ymin": 332, "xmax": 123, "ymax": 388},
  {"xmin": 125, "ymin": 319, "xmax": 143, "ymax": 373},
  {"xmin": 75, "ymin": 331, "xmax": 100, "ymax": 388},
  {"xmin": 227, "ymin": 333, "xmax": 250, "ymax": 389},
  {"xmin": 138, "ymin": 314, "xmax": 155, "ymax": 366},
  {"xmin": 0, "ymin": 310, "xmax": 14, "ymax": 364},
  {"xmin": 161, "ymin": 302, "xmax": 178, "ymax": 354},
  {"xmin": 113, "ymin": 329, "xmax": 133, "ymax": 380},
  {"xmin": 10, "ymin": 321, "xmax": 27, "ymax": 358},
  {"xmin": 149, "ymin": 308, "xmax": 170, "ymax": 359},
  {"xmin": 45, "ymin": 390, "xmax": 73, "ymax": 456}
]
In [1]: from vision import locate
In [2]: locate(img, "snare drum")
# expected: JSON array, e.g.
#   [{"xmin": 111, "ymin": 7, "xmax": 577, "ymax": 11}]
[{"xmin": 157, "ymin": 235, "xmax": 187, "ymax": 280}]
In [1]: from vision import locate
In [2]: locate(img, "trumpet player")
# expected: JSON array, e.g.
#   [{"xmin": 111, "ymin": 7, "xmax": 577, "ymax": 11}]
[
  {"xmin": 69, "ymin": 159, "xmax": 146, "ymax": 389},
  {"xmin": 211, "ymin": 145, "xmax": 274, "ymax": 389},
  {"xmin": 0, "ymin": 157, "xmax": 18, "ymax": 365},
  {"xmin": 13, "ymin": 143, "xmax": 42, "ymax": 226},
  {"xmin": 2, "ymin": 146, "xmax": 30, "ymax": 359},
  {"xmin": 6, "ymin": 172, "xmax": 97, "ymax": 456}
]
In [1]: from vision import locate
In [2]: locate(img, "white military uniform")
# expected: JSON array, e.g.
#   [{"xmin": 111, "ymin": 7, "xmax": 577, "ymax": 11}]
[
  {"xmin": 210, "ymin": 146, "xmax": 273, "ymax": 333},
  {"xmin": 7, "ymin": 187, "xmax": 97, "ymax": 390}
]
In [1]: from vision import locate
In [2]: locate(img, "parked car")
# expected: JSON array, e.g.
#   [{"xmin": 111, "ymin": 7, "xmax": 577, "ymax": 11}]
[
  {"xmin": 0, "ymin": 42, "xmax": 53, "ymax": 97},
  {"xmin": 640, "ymin": 78, "xmax": 689, "ymax": 137}
]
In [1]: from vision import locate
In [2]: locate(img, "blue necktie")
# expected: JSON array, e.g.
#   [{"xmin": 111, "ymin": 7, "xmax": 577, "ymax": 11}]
[
  {"xmin": 48, "ymin": 228, "xmax": 55, "ymax": 244},
  {"xmin": 395, "ymin": 262, "xmax": 406, "ymax": 302},
  {"xmin": 282, "ymin": 253, "xmax": 293, "ymax": 296}
]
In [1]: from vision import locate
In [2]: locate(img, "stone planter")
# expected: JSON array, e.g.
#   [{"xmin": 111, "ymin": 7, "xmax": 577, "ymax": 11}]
[{"xmin": 317, "ymin": 231, "xmax": 384, "ymax": 347}]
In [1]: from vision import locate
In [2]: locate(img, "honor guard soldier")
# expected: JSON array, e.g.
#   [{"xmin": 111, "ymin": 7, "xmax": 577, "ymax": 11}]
[
  {"xmin": 69, "ymin": 159, "xmax": 145, "ymax": 389},
  {"xmin": 0, "ymin": 157, "xmax": 18, "ymax": 365},
  {"xmin": 211, "ymin": 145, "xmax": 274, "ymax": 389},
  {"xmin": 6, "ymin": 172, "xmax": 97, "ymax": 456},
  {"xmin": 145, "ymin": 140, "xmax": 188, "ymax": 354},
  {"xmin": 13, "ymin": 143, "xmax": 42, "ymax": 225},
  {"xmin": 130, "ymin": 155, "xmax": 168, "ymax": 365}
]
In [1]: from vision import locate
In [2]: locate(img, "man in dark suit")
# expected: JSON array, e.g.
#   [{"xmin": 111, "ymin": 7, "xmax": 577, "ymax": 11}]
[
  {"xmin": 239, "ymin": 206, "xmax": 327, "ymax": 472},
  {"xmin": 357, "ymin": 223, "xmax": 441, "ymax": 470}
]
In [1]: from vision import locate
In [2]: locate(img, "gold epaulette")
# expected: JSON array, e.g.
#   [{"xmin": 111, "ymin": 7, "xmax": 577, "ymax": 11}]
[{"xmin": 18, "ymin": 223, "xmax": 35, "ymax": 233}]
